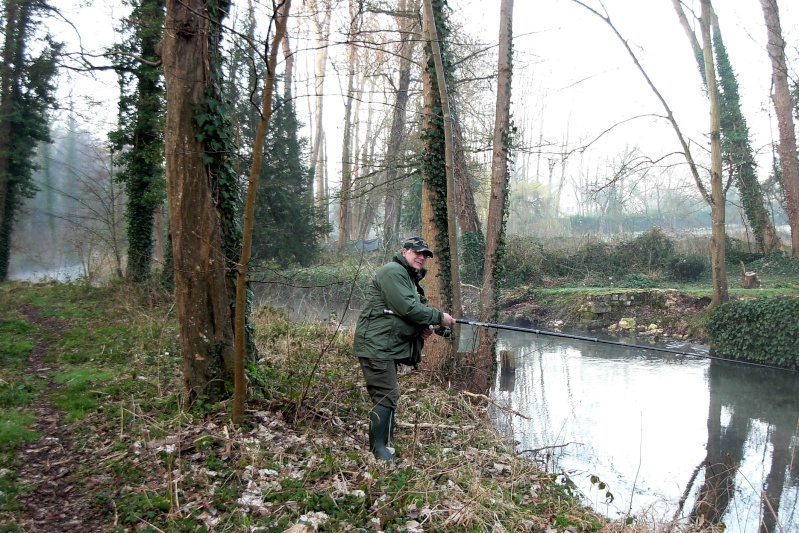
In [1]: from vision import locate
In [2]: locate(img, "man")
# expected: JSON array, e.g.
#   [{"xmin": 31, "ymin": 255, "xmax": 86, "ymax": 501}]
[{"xmin": 353, "ymin": 236, "xmax": 455, "ymax": 460}]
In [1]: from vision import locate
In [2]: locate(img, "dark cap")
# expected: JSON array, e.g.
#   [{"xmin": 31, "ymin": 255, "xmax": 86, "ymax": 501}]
[{"xmin": 403, "ymin": 236, "xmax": 433, "ymax": 257}]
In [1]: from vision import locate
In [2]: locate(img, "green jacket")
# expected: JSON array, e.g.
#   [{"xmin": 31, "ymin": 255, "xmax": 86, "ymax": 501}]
[{"xmin": 353, "ymin": 253, "xmax": 443, "ymax": 360}]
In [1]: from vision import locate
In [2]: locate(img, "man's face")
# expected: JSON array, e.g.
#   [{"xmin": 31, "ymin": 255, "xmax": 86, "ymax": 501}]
[{"xmin": 402, "ymin": 248, "xmax": 429, "ymax": 271}]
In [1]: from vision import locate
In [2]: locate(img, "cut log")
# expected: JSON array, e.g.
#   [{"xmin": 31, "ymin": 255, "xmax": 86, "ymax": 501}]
[{"xmin": 740, "ymin": 261, "xmax": 762, "ymax": 289}]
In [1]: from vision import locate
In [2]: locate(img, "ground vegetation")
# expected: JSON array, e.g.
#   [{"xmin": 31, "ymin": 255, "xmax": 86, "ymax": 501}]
[
  {"xmin": 4, "ymin": 229, "xmax": 794, "ymax": 530},
  {"xmin": 0, "ymin": 281, "xmax": 615, "ymax": 532}
]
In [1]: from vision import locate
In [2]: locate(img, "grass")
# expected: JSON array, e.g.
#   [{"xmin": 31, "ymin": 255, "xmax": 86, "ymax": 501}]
[
  {"xmin": 0, "ymin": 276, "xmax": 761, "ymax": 532},
  {"xmin": 0, "ymin": 409, "xmax": 38, "ymax": 448}
]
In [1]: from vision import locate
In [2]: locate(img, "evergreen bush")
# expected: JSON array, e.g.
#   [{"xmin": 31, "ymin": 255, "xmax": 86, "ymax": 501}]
[
  {"xmin": 707, "ymin": 297, "xmax": 799, "ymax": 368},
  {"xmin": 725, "ymin": 235, "xmax": 763, "ymax": 265},
  {"xmin": 460, "ymin": 231, "xmax": 485, "ymax": 285},
  {"xmin": 621, "ymin": 273, "xmax": 657, "ymax": 289},
  {"xmin": 501, "ymin": 235, "xmax": 544, "ymax": 287},
  {"xmin": 669, "ymin": 254, "xmax": 708, "ymax": 281}
]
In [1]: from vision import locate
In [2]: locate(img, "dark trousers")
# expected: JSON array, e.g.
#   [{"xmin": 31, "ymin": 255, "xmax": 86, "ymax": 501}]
[{"xmin": 358, "ymin": 357, "xmax": 399, "ymax": 409}]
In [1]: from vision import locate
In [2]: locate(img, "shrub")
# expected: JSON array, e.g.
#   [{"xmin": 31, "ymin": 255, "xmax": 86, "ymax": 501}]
[
  {"xmin": 725, "ymin": 235, "xmax": 763, "ymax": 265},
  {"xmin": 670, "ymin": 254, "xmax": 708, "ymax": 282},
  {"xmin": 621, "ymin": 273, "xmax": 657, "ymax": 289},
  {"xmin": 617, "ymin": 227, "xmax": 677, "ymax": 273},
  {"xmin": 706, "ymin": 297, "xmax": 799, "ymax": 368},
  {"xmin": 501, "ymin": 235, "xmax": 544, "ymax": 287},
  {"xmin": 460, "ymin": 231, "xmax": 485, "ymax": 285}
]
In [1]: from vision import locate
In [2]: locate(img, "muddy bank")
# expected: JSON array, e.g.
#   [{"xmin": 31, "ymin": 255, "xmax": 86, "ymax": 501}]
[{"xmin": 461, "ymin": 287, "xmax": 713, "ymax": 344}]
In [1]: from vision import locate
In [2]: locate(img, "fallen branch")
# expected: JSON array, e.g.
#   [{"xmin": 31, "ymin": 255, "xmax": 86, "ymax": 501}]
[{"xmin": 461, "ymin": 391, "xmax": 531, "ymax": 420}]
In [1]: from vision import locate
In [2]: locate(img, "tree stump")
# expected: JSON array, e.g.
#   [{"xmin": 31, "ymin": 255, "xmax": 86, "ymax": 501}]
[{"xmin": 740, "ymin": 261, "xmax": 762, "ymax": 289}]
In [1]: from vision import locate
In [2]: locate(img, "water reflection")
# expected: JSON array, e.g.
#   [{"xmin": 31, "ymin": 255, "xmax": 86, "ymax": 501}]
[{"xmin": 469, "ymin": 327, "xmax": 799, "ymax": 532}]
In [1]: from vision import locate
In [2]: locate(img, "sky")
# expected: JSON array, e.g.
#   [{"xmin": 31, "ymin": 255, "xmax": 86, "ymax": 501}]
[
  {"xmin": 51, "ymin": 0, "xmax": 799, "ymax": 216},
  {"xmin": 459, "ymin": 0, "xmax": 799, "ymax": 208}
]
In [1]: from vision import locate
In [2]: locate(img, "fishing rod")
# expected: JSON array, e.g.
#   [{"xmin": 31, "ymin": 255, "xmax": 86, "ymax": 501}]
[
  {"xmin": 454, "ymin": 318, "xmax": 698, "ymax": 357},
  {"xmin": 452, "ymin": 318, "xmax": 798, "ymax": 372}
]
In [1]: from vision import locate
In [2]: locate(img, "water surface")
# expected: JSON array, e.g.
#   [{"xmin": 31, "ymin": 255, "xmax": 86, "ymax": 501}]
[{"xmin": 469, "ymin": 327, "xmax": 799, "ymax": 532}]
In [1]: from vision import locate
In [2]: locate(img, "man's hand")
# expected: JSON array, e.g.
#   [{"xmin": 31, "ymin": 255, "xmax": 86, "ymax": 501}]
[
  {"xmin": 440, "ymin": 312, "xmax": 455, "ymax": 328},
  {"xmin": 421, "ymin": 325, "xmax": 434, "ymax": 340}
]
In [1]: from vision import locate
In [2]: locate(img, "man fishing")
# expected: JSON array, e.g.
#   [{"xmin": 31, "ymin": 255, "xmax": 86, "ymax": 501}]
[{"xmin": 353, "ymin": 236, "xmax": 455, "ymax": 460}]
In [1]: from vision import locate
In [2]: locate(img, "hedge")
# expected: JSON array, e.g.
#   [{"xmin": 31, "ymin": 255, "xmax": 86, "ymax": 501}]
[{"xmin": 706, "ymin": 297, "xmax": 799, "ymax": 369}]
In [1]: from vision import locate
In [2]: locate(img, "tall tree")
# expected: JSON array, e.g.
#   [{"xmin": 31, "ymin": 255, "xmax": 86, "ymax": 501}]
[
  {"xmin": 474, "ymin": 0, "xmax": 513, "ymax": 393},
  {"xmin": 382, "ymin": 0, "xmax": 419, "ymax": 249},
  {"xmin": 161, "ymin": 0, "xmax": 240, "ymax": 401},
  {"xmin": 307, "ymin": 0, "xmax": 332, "ymax": 229},
  {"xmin": 574, "ymin": 0, "xmax": 728, "ymax": 306},
  {"xmin": 108, "ymin": 0, "xmax": 166, "ymax": 282},
  {"xmin": 712, "ymin": 18, "xmax": 779, "ymax": 254},
  {"xmin": 700, "ymin": 0, "xmax": 728, "ymax": 306},
  {"xmin": 338, "ymin": 0, "xmax": 359, "ymax": 248},
  {"xmin": 233, "ymin": 0, "xmax": 291, "ymax": 423},
  {"xmin": 424, "ymin": 0, "xmax": 461, "ymax": 336},
  {"xmin": 759, "ymin": 0, "xmax": 799, "ymax": 258},
  {"xmin": 420, "ymin": 0, "xmax": 458, "ymax": 367},
  {"xmin": 671, "ymin": 1, "xmax": 780, "ymax": 254},
  {"xmin": 0, "ymin": 0, "xmax": 60, "ymax": 281}
]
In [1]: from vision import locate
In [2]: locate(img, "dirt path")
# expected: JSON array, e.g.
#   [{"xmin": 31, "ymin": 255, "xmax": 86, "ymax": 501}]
[{"xmin": 13, "ymin": 306, "xmax": 112, "ymax": 532}]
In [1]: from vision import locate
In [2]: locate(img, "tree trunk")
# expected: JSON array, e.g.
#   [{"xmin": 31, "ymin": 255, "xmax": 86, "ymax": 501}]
[
  {"xmin": 475, "ymin": 0, "xmax": 513, "ymax": 394},
  {"xmin": 232, "ymin": 1, "xmax": 291, "ymax": 423},
  {"xmin": 339, "ymin": 3, "xmax": 358, "ymax": 248},
  {"xmin": 308, "ymin": 0, "xmax": 332, "ymax": 231},
  {"xmin": 120, "ymin": 0, "xmax": 166, "ymax": 282},
  {"xmin": 759, "ymin": 0, "xmax": 799, "ymax": 257},
  {"xmin": 382, "ymin": 0, "xmax": 419, "ymax": 250},
  {"xmin": 453, "ymin": 118, "xmax": 481, "ymax": 235},
  {"xmin": 701, "ymin": 0, "xmax": 728, "ymax": 306},
  {"xmin": 423, "ymin": 0, "xmax": 461, "ymax": 351},
  {"xmin": 281, "ymin": 32, "xmax": 294, "ymax": 101},
  {"xmin": 418, "ymin": 0, "xmax": 449, "ymax": 369},
  {"xmin": 162, "ymin": 0, "xmax": 236, "ymax": 401}
]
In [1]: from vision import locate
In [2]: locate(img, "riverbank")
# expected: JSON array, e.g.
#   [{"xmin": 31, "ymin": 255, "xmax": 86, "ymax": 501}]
[
  {"xmin": 489, "ymin": 253, "xmax": 799, "ymax": 348},
  {"xmin": 494, "ymin": 287, "xmax": 712, "ymax": 343},
  {"xmin": 1, "ymin": 281, "xmax": 617, "ymax": 532}
]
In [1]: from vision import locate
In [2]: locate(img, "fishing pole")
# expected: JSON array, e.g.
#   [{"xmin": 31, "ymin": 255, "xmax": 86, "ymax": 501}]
[
  {"xmin": 453, "ymin": 318, "xmax": 798, "ymax": 372},
  {"xmin": 454, "ymin": 318, "xmax": 699, "ymax": 356}
]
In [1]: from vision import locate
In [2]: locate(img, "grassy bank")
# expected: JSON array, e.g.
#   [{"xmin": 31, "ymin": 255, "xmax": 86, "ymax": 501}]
[{"xmin": 0, "ymin": 281, "xmax": 623, "ymax": 532}]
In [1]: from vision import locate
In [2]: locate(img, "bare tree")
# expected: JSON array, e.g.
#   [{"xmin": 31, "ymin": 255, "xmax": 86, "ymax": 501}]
[
  {"xmin": 49, "ymin": 134, "xmax": 127, "ymax": 281},
  {"xmin": 474, "ymin": 0, "xmax": 513, "ymax": 393},
  {"xmin": 338, "ymin": 0, "xmax": 360, "ymax": 248},
  {"xmin": 759, "ymin": 0, "xmax": 799, "ymax": 257},
  {"xmin": 572, "ymin": 0, "xmax": 728, "ymax": 306},
  {"xmin": 382, "ymin": 0, "xmax": 420, "ymax": 248},
  {"xmin": 307, "ymin": 0, "xmax": 332, "ymax": 229},
  {"xmin": 233, "ymin": 1, "xmax": 291, "ymax": 423}
]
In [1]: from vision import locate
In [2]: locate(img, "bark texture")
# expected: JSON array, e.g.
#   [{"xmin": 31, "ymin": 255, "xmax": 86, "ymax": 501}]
[
  {"xmin": 701, "ymin": 0, "xmax": 728, "ymax": 306},
  {"xmin": 760, "ymin": 0, "xmax": 799, "ymax": 257},
  {"xmin": 475, "ymin": 0, "xmax": 513, "ymax": 393},
  {"xmin": 162, "ymin": 0, "xmax": 235, "ymax": 400},
  {"xmin": 382, "ymin": 0, "xmax": 419, "ymax": 249}
]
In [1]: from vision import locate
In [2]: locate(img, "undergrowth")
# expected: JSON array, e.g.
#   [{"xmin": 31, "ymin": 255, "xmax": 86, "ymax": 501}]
[{"xmin": 0, "ymin": 280, "xmax": 731, "ymax": 532}]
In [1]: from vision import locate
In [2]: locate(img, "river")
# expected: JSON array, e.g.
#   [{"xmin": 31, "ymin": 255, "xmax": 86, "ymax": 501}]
[{"xmin": 463, "ymin": 326, "xmax": 799, "ymax": 532}]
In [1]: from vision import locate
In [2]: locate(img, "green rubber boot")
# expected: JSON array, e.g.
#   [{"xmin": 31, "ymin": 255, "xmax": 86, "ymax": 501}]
[{"xmin": 368, "ymin": 405, "xmax": 396, "ymax": 461}]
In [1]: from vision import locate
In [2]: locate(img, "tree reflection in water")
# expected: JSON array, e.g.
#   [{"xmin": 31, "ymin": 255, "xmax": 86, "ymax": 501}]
[
  {"xmin": 682, "ymin": 361, "xmax": 796, "ymax": 532},
  {"xmin": 487, "ymin": 329, "xmax": 799, "ymax": 532}
]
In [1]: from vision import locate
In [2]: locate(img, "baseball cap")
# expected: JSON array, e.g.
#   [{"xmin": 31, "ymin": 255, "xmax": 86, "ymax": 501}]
[{"xmin": 403, "ymin": 236, "xmax": 433, "ymax": 257}]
